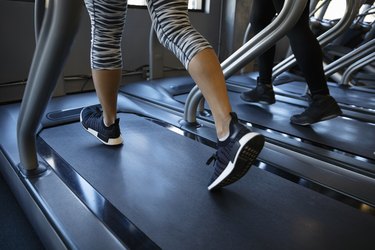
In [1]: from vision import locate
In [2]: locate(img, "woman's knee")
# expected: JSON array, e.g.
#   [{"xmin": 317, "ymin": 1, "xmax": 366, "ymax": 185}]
[
  {"xmin": 149, "ymin": 1, "xmax": 211, "ymax": 68},
  {"xmin": 85, "ymin": 0, "xmax": 127, "ymax": 69}
]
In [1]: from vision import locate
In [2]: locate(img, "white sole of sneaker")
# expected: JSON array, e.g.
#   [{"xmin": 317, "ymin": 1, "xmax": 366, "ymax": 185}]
[
  {"xmin": 86, "ymin": 127, "xmax": 123, "ymax": 146},
  {"xmin": 208, "ymin": 132, "xmax": 264, "ymax": 191},
  {"xmin": 80, "ymin": 110, "xmax": 123, "ymax": 146}
]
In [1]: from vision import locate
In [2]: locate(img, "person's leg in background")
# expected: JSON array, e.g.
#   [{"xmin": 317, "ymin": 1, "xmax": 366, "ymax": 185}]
[
  {"xmin": 273, "ymin": 0, "xmax": 342, "ymax": 125},
  {"xmin": 147, "ymin": 0, "xmax": 265, "ymax": 190},
  {"xmin": 80, "ymin": 0, "xmax": 127, "ymax": 145},
  {"xmin": 240, "ymin": 0, "xmax": 277, "ymax": 104}
]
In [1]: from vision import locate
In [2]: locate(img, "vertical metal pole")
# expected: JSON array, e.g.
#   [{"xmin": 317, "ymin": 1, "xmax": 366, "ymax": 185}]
[
  {"xmin": 34, "ymin": 0, "xmax": 45, "ymax": 41},
  {"xmin": 149, "ymin": 23, "xmax": 165, "ymax": 80},
  {"xmin": 17, "ymin": 0, "xmax": 83, "ymax": 175},
  {"xmin": 317, "ymin": 0, "xmax": 331, "ymax": 20}
]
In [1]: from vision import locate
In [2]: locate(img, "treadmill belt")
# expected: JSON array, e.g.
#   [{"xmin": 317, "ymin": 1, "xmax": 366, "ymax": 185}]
[
  {"xmin": 281, "ymin": 81, "xmax": 375, "ymax": 109},
  {"xmin": 174, "ymin": 91, "xmax": 375, "ymax": 160},
  {"xmin": 121, "ymin": 76, "xmax": 375, "ymax": 160},
  {"xmin": 39, "ymin": 113, "xmax": 375, "ymax": 249},
  {"xmin": 229, "ymin": 74, "xmax": 375, "ymax": 110}
]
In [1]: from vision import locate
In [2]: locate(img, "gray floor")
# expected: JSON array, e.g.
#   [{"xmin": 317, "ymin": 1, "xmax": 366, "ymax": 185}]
[{"xmin": 0, "ymin": 172, "xmax": 44, "ymax": 249}]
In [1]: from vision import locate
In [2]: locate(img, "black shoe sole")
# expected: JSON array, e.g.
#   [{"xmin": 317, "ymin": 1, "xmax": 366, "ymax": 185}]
[
  {"xmin": 290, "ymin": 110, "xmax": 343, "ymax": 126},
  {"xmin": 208, "ymin": 133, "xmax": 265, "ymax": 191},
  {"xmin": 240, "ymin": 94, "xmax": 276, "ymax": 105}
]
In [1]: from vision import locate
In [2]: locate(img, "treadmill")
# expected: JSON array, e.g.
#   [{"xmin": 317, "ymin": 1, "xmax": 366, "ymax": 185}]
[
  {"xmin": 251, "ymin": 37, "xmax": 375, "ymax": 112},
  {"xmin": 121, "ymin": 1, "xmax": 375, "ymax": 191},
  {"xmin": 238, "ymin": 0, "xmax": 375, "ymax": 113},
  {"xmin": 1, "ymin": 0, "xmax": 375, "ymax": 249}
]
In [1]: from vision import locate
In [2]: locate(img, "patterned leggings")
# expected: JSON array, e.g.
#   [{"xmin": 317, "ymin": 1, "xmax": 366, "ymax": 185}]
[{"xmin": 84, "ymin": 0, "xmax": 212, "ymax": 70}]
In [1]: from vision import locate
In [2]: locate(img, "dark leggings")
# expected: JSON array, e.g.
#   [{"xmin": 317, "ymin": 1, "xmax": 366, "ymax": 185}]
[{"xmin": 250, "ymin": 0, "xmax": 330, "ymax": 96}]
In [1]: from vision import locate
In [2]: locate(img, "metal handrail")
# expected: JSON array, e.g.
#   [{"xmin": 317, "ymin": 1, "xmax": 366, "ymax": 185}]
[
  {"xmin": 324, "ymin": 38, "xmax": 375, "ymax": 77},
  {"xmin": 149, "ymin": 22, "xmax": 164, "ymax": 80},
  {"xmin": 341, "ymin": 51, "xmax": 375, "ymax": 86},
  {"xmin": 17, "ymin": 0, "xmax": 83, "ymax": 173},
  {"xmin": 272, "ymin": 0, "xmax": 360, "ymax": 80},
  {"xmin": 34, "ymin": 0, "xmax": 45, "ymax": 41},
  {"xmin": 183, "ymin": 0, "xmax": 308, "ymax": 124}
]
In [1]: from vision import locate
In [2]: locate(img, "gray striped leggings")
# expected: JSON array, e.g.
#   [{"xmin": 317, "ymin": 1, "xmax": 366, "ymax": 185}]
[{"xmin": 84, "ymin": 0, "xmax": 212, "ymax": 70}]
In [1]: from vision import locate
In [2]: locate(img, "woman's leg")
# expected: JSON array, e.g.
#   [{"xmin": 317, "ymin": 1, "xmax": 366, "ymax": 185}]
[
  {"xmin": 273, "ymin": 0, "xmax": 342, "ymax": 125},
  {"xmin": 251, "ymin": 0, "xmax": 277, "ymax": 85},
  {"xmin": 85, "ymin": 0, "xmax": 127, "ymax": 125},
  {"xmin": 240, "ymin": 0, "xmax": 277, "ymax": 104},
  {"xmin": 147, "ymin": 0, "xmax": 264, "ymax": 190},
  {"xmin": 147, "ymin": 0, "xmax": 231, "ymax": 139},
  {"xmin": 91, "ymin": 69, "xmax": 122, "ymax": 126},
  {"xmin": 273, "ymin": 0, "xmax": 329, "ymax": 96},
  {"xmin": 81, "ymin": 0, "xmax": 127, "ymax": 145},
  {"xmin": 187, "ymin": 49, "xmax": 232, "ymax": 139}
]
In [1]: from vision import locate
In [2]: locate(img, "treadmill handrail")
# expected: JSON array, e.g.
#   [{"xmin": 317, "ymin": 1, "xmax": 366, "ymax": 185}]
[
  {"xmin": 17, "ymin": 0, "xmax": 83, "ymax": 172},
  {"xmin": 324, "ymin": 38, "xmax": 375, "ymax": 77},
  {"xmin": 340, "ymin": 51, "xmax": 375, "ymax": 86},
  {"xmin": 34, "ymin": 0, "xmax": 45, "ymax": 42},
  {"xmin": 184, "ymin": 0, "xmax": 308, "ymax": 124},
  {"xmin": 272, "ymin": 0, "xmax": 361, "ymax": 80},
  {"xmin": 309, "ymin": 0, "xmax": 330, "ymax": 19},
  {"xmin": 149, "ymin": 22, "xmax": 165, "ymax": 80}
]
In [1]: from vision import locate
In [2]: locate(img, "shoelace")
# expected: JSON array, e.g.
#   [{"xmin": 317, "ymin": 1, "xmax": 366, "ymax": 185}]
[
  {"xmin": 86, "ymin": 107, "xmax": 102, "ymax": 119},
  {"xmin": 93, "ymin": 106, "xmax": 102, "ymax": 116},
  {"xmin": 85, "ymin": 107, "xmax": 103, "ymax": 127}
]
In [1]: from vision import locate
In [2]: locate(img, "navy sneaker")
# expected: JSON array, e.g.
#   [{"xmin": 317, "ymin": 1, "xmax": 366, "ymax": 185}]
[
  {"xmin": 290, "ymin": 95, "xmax": 342, "ymax": 126},
  {"xmin": 206, "ymin": 112, "xmax": 265, "ymax": 191},
  {"xmin": 80, "ymin": 106, "xmax": 123, "ymax": 146}
]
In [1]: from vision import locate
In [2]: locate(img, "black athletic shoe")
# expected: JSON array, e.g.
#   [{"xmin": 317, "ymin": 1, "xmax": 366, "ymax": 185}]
[
  {"xmin": 240, "ymin": 79, "xmax": 276, "ymax": 104},
  {"xmin": 290, "ymin": 95, "xmax": 342, "ymax": 126},
  {"xmin": 80, "ymin": 106, "xmax": 123, "ymax": 146},
  {"xmin": 206, "ymin": 112, "xmax": 265, "ymax": 191}
]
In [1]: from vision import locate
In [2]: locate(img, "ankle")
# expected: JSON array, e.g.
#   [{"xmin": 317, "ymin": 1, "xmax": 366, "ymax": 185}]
[
  {"xmin": 217, "ymin": 115, "xmax": 232, "ymax": 141},
  {"xmin": 103, "ymin": 117, "xmax": 115, "ymax": 127},
  {"xmin": 258, "ymin": 83, "xmax": 273, "ymax": 89},
  {"xmin": 310, "ymin": 89, "xmax": 330, "ymax": 98},
  {"xmin": 257, "ymin": 77, "xmax": 273, "ymax": 88}
]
